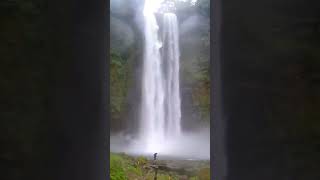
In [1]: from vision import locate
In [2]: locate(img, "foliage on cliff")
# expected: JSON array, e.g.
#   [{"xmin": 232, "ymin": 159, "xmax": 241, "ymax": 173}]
[{"xmin": 110, "ymin": 50, "xmax": 131, "ymax": 119}]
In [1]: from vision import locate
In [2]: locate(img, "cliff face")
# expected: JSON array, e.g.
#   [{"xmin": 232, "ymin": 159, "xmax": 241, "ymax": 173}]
[{"xmin": 110, "ymin": 1, "xmax": 211, "ymax": 133}]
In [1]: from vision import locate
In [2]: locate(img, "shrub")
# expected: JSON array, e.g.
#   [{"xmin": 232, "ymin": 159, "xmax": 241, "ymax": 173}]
[{"xmin": 110, "ymin": 154, "xmax": 127, "ymax": 180}]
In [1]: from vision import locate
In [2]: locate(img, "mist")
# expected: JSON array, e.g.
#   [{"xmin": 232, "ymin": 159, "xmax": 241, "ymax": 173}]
[{"xmin": 110, "ymin": 126, "xmax": 210, "ymax": 160}]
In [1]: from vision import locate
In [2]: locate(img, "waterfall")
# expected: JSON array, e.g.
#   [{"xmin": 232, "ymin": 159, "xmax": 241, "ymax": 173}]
[
  {"xmin": 162, "ymin": 13, "xmax": 181, "ymax": 137},
  {"xmin": 140, "ymin": 0, "xmax": 181, "ymax": 154}
]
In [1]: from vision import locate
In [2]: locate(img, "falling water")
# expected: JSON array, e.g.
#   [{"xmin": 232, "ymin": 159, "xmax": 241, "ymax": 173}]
[
  {"xmin": 162, "ymin": 13, "xmax": 181, "ymax": 137},
  {"xmin": 140, "ymin": 0, "xmax": 181, "ymax": 154}
]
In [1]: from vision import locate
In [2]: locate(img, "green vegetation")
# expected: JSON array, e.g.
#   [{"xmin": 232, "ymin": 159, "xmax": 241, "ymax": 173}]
[
  {"xmin": 191, "ymin": 29, "xmax": 210, "ymax": 120},
  {"xmin": 110, "ymin": 50, "xmax": 131, "ymax": 119},
  {"xmin": 110, "ymin": 153, "xmax": 143, "ymax": 180},
  {"xmin": 110, "ymin": 154, "xmax": 127, "ymax": 180},
  {"xmin": 192, "ymin": 80, "xmax": 210, "ymax": 119},
  {"xmin": 197, "ymin": 168, "xmax": 210, "ymax": 180},
  {"xmin": 110, "ymin": 153, "xmax": 210, "ymax": 180}
]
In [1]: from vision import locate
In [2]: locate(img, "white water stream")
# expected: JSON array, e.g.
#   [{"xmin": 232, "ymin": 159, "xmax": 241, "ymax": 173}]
[{"xmin": 139, "ymin": 0, "xmax": 182, "ymax": 154}]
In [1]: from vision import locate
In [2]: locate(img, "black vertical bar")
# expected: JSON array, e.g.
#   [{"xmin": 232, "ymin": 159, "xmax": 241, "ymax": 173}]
[
  {"xmin": 48, "ymin": 0, "xmax": 108, "ymax": 179},
  {"xmin": 211, "ymin": 0, "xmax": 227, "ymax": 179}
]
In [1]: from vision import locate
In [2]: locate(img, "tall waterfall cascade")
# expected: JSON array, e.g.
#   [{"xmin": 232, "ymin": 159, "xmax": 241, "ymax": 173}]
[{"xmin": 140, "ymin": 0, "xmax": 182, "ymax": 154}]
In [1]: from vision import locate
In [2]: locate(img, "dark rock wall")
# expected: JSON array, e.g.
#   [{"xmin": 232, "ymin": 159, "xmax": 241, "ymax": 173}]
[{"xmin": 220, "ymin": 0, "xmax": 320, "ymax": 179}]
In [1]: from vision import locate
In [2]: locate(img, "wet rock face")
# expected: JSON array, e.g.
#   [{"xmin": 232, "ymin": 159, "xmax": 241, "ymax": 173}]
[
  {"xmin": 110, "ymin": 17, "xmax": 135, "ymax": 54},
  {"xmin": 180, "ymin": 87, "xmax": 199, "ymax": 130},
  {"xmin": 179, "ymin": 10, "xmax": 210, "ymax": 129}
]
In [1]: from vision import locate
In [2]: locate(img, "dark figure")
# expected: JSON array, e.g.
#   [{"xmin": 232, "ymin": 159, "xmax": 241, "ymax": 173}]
[{"xmin": 153, "ymin": 153, "xmax": 158, "ymax": 180}]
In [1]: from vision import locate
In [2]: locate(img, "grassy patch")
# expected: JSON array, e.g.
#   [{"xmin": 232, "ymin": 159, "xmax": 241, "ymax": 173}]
[
  {"xmin": 110, "ymin": 153, "xmax": 210, "ymax": 180},
  {"xmin": 110, "ymin": 153, "xmax": 145, "ymax": 180},
  {"xmin": 197, "ymin": 168, "xmax": 210, "ymax": 180},
  {"xmin": 110, "ymin": 153, "xmax": 127, "ymax": 180}
]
